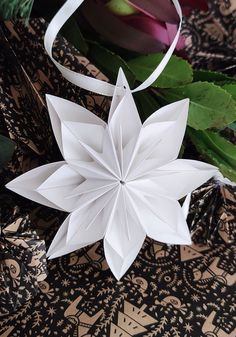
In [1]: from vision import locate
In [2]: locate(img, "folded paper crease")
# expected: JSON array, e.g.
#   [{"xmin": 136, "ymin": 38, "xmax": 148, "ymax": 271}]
[{"xmin": 6, "ymin": 68, "xmax": 218, "ymax": 279}]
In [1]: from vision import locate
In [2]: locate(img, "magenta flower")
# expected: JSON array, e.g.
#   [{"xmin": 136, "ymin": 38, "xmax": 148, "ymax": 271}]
[{"xmin": 82, "ymin": 0, "xmax": 208, "ymax": 53}]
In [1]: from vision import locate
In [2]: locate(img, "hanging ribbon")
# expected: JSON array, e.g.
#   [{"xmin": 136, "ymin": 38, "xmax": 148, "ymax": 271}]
[{"xmin": 44, "ymin": 0, "xmax": 182, "ymax": 96}]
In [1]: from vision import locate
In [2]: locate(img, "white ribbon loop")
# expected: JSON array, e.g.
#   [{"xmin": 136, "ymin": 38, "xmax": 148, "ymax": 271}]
[{"xmin": 44, "ymin": 0, "xmax": 182, "ymax": 96}]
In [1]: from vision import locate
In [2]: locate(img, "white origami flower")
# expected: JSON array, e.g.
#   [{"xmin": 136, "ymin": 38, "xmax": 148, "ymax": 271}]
[{"xmin": 7, "ymin": 69, "xmax": 217, "ymax": 280}]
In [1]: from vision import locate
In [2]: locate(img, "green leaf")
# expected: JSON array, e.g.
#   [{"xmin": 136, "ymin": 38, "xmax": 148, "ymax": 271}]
[
  {"xmin": 193, "ymin": 70, "xmax": 236, "ymax": 83},
  {"xmin": 87, "ymin": 41, "xmax": 136, "ymax": 87},
  {"xmin": 0, "ymin": 135, "xmax": 15, "ymax": 168},
  {"xmin": 187, "ymin": 128, "xmax": 236, "ymax": 182},
  {"xmin": 160, "ymin": 82, "xmax": 236, "ymax": 130},
  {"xmin": 199, "ymin": 131, "xmax": 236, "ymax": 167},
  {"xmin": 178, "ymin": 145, "xmax": 185, "ymax": 159},
  {"xmin": 133, "ymin": 91, "xmax": 160, "ymax": 122},
  {"xmin": 229, "ymin": 122, "xmax": 236, "ymax": 132},
  {"xmin": 127, "ymin": 53, "xmax": 193, "ymax": 88},
  {"xmin": 222, "ymin": 83, "xmax": 236, "ymax": 101}
]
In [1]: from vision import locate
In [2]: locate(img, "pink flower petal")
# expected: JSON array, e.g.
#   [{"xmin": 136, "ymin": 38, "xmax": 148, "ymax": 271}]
[
  {"xmin": 82, "ymin": 1, "xmax": 165, "ymax": 53},
  {"xmin": 124, "ymin": 15, "xmax": 185, "ymax": 49},
  {"xmin": 123, "ymin": 15, "xmax": 170, "ymax": 46},
  {"xmin": 166, "ymin": 23, "xmax": 185, "ymax": 50},
  {"xmin": 128, "ymin": 0, "xmax": 179, "ymax": 23}
]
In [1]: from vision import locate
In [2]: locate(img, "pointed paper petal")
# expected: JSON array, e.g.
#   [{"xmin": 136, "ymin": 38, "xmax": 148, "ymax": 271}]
[
  {"xmin": 76, "ymin": 132, "xmax": 120, "ymax": 178},
  {"xmin": 109, "ymin": 87, "xmax": 142, "ymax": 148},
  {"xmin": 104, "ymin": 188, "xmax": 145, "ymax": 280},
  {"xmin": 127, "ymin": 178, "xmax": 169, "ymax": 198},
  {"xmin": 68, "ymin": 159, "xmax": 114, "ymax": 180},
  {"xmin": 104, "ymin": 238, "xmax": 145, "ymax": 280},
  {"xmin": 102, "ymin": 127, "xmax": 121, "ymax": 177},
  {"xmin": 128, "ymin": 99, "xmax": 189, "ymax": 179},
  {"xmin": 47, "ymin": 215, "xmax": 95, "ymax": 259},
  {"xmin": 68, "ymin": 179, "xmax": 117, "ymax": 197},
  {"xmin": 60, "ymin": 123, "xmax": 91, "ymax": 162},
  {"xmin": 127, "ymin": 187, "xmax": 191, "ymax": 245},
  {"xmin": 108, "ymin": 69, "xmax": 142, "ymax": 177},
  {"xmin": 67, "ymin": 188, "xmax": 118, "ymax": 243},
  {"xmin": 64, "ymin": 124, "xmax": 120, "ymax": 179},
  {"xmin": 151, "ymin": 159, "xmax": 217, "ymax": 199},
  {"xmin": 6, "ymin": 162, "xmax": 67, "ymax": 210},
  {"xmin": 49, "ymin": 188, "xmax": 121, "ymax": 261},
  {"xmin": 74, "ymin": 183, "xmax": 120, "ymax": 211},
  {"xmin": 125, "ymin": 120, "xmax": 175, "ymax": 179},
  {"xmin": 37, "ymin": 164, "xmax": 83, "ymax": 212},
  {"xmin": 47, "ymin": 215, "xmax": 73, "ymax": 257},
  {"xmin": 109, "ymin": 68, "xmax": 128, "ymax": 122},
  {"xmin": 46, "ymin": 94, "xmax": 105, "ymax": 160},
  {"xmin": 129, "ymin": 159, "xmax": 217, "ymax": 200},
  {"xmin": 143, "ymin": 99, "xmax": 188, "ymax": 125},
  {"xmin": 62, "ymin": 121, "xmax": 105, "ymax": 153}
]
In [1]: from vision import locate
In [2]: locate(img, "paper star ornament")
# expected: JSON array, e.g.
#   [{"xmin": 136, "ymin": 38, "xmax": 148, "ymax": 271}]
[{"xmin": 7, "ymin": 69, "xmax": 218, "ymax": 279}]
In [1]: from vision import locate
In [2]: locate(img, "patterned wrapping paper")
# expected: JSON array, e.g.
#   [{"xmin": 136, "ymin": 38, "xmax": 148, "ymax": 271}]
[
  {"xmin": 0, "ymin": 203, "xmax": 47, "ymax": 317},
  {"xmin": 183, "ymin": 0, "xmax": 236, "ymax": 74},
  {"xmin": 0, "ymin": 12, "xmax": 235, "ymax": 337},
  {"xmin": 187, "ymin": 178, "xmax": 236, "ymax": 246}
]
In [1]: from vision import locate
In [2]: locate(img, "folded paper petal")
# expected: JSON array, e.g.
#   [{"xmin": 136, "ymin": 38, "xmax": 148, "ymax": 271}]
[
  {"xmin": 6, "ymin": 162, "xmax": 67, "ymax": 210},
  {"xmin": 129, "ymin": 159, "xmax": 217, "ymax": 200},
  {"xmin": 128, "ymin": 99, "xmax": 189, "ymax": 179},
  {"xmin": 69, "ymin": 178, "xmax": 117, "ymax": 197},
  {"xmin": 152, "ymin": 159, "xmax": 217, "ymax": 199},
  {"xmin": 68, "ymin": 159, "xmax": 115, "ymax": 180},
  {"xmin": 37, "ymin": 164, "xmax": 83, "ymax": 212},
  {"xmin": 127, "ymin": 187, "xmax": 192, "ymax": 244},
  {"xmin": 47, "ymin": 211, "xmax": 107, "ymax": 259},
  {"xmin": 109, "ymin": 68, "xmax": 129, "ymax": 121},
  {"xmin": 104, "ymin": 237, "xmax": 145, "ymax": 280},
  {"xmin": 47, "ymin": 215, "xmax": 85, "ymax": 258},
  {"xmin": 7, "ymin": 70, "xmax": 218, "ymax": 280},
  {"xmin": 104, "ymin": 189, "xmax": 146, "ymax": 280},
  {"xmin": 48, "ymin": 188, "xmax": 119, "ymax": 259},
  {"xmin": 67, "ymin": 188, "xmax": 118, "ymax": 243},
  {"xmin": 67, "ymin": 207, "xmax": 107, "ymax": 246},
  {"xmin": 125, "ymin": 120, "xmax": 175, "ymax": 178},
  {"xmin": 109, "ymin": 69, "xmax": 142, "ymax": 175},
  {"xmin": 62, "ymin": 121, "xmax": 105, "ymax": 153},
  {"xmin": 46, "ymin": 94, "xmax": 106, "ymax": 161}
]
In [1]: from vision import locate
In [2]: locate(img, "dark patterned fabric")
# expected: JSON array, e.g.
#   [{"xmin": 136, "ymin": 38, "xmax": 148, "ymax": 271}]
[
  {"xmin": 187, "ymin": 178, "xmax": 236, "ymax": 245},
  {"xmin": 183, "ymin": 0, "xmax": 236, "ymax": 74},
  {"xmin": 0, "ymin": 11, "xmax": 235, "ymax": 337},
  {"xmin": 0, "ymin": 204, "xmax": 47, "ymax": 317},
  {"xmin": 0, "ymin": 239, "xmax": 236, "ymax": 337},
  {"xmin": 0, "ymin": 19, "xmax": 110, "ymax": 179}
]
